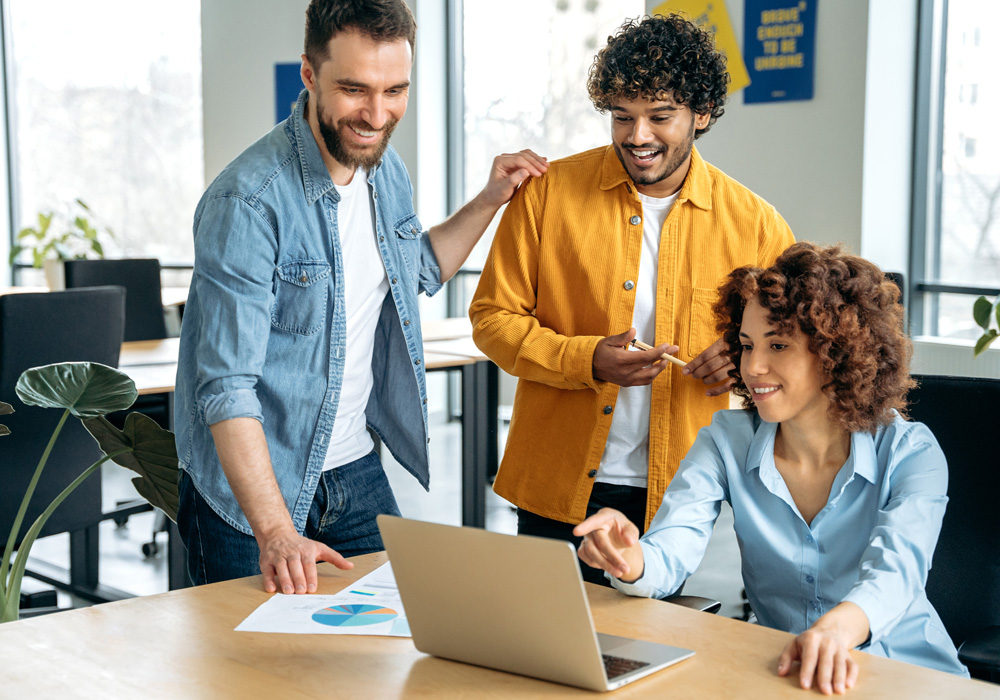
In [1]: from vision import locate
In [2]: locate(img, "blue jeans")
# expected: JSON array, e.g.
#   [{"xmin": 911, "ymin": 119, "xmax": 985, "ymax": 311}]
[{"xmin": 177, "ymin": 451, "xmax": 401, "ymax": 585}]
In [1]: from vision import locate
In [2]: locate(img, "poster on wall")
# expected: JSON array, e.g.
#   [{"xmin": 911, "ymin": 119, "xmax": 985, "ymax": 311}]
[
  {"xmin": 743, "ymin": 0, "xmax": 817, "ymax": 104},
  {"xmin": 652, "ymin": 0, "xmax": 750, "ymax": 93},
  {"xmin": 275, "ymin": 63, "xmax": 303, "ymax": 124}
]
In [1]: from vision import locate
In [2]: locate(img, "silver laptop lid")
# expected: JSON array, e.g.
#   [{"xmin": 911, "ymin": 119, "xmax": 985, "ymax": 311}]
[{"xmin": 379, "ymin": 515, "xmax": 610, "ymax": 691}]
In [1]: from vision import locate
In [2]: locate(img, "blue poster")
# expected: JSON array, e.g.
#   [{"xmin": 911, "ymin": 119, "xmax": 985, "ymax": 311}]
[
  {"xmin": 743, "ymin": 0, "xmax": 817, "ymax": 104},
  {"xmin": 275, "ymin": 62, "xmax": 303, "ymax": 124}
]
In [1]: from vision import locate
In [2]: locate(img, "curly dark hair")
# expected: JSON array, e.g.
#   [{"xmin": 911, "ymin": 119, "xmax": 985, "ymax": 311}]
[
  {"xmin": 304, "ymin": 0, "xmax": 416, "ymax": 69},
  {"xmin": 587, "ymin": 14, "xmax": 729, "ymax": 138},
  {"xmin": 713, "ymin": 242, "xmax": 914, "ymax": 433}
]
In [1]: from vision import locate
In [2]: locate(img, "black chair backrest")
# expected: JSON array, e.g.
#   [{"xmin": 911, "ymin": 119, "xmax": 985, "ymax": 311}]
[
  {"xmin": 0, "ymin": 288, "xmax": 126, "ymax": 546},
  {"xmin": 909, "ymin": 374, "xmax": 1000, "ymax": 646},
  {"xmin": 64, "ymin": 259, "xmax": 166, "ymax": 341}
]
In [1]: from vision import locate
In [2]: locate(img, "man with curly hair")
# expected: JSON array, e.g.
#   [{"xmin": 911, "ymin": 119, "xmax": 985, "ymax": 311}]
[{"xmin": 470, "ymin": 13, "xmax": 794, "ymax": 584}]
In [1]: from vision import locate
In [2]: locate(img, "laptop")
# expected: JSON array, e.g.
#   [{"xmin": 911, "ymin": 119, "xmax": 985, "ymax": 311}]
[{"xmin": 377, "ymin": 515, "xmax": 694, "ymax": 692}]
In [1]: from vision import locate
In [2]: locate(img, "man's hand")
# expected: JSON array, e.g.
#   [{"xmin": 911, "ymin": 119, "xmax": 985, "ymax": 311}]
[
  {"xmin": 593, "ymin": 328, "xmax": 678, "ymax": 386},
  {"xmin": 682, "ymin": 338, "xmax": 735, "ymax": 396},
  {"xmin": 573, "ymin": 508, "xmax": 645, "ymax": 583},
  {"xmin": 257, "ymin": 527, "xmax": 353, "ymax": 594},
  {"xmin": 477, "ymin": 149, "xmax": 549, "ymax": 210}
]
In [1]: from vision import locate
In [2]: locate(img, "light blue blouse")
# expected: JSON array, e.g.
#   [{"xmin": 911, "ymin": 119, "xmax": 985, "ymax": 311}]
[{"xmin": 612, "ymin": 410, "xmax": 968, "ymax": 676}]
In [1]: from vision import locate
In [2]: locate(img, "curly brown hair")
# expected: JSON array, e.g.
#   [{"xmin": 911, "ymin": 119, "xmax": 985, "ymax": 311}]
[
  {"xmin": 587, "ymin": 14, "xmax": 729, "ymax": 138},
  {"xmin": 713, "ymin": 242, "xmax": 914, "ymax": 433}
]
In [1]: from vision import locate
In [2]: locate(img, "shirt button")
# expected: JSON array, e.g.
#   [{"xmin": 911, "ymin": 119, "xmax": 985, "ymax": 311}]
[
  {"xmin": 391, "ymin": 277, "xmax": 397, "ymax": 284},
  {"xmin": 623, "ymin": 280, "xmax": 635, "ymax": 291},
  {"xmin": 603, "ymin": 405, "xmax": 613, "ymax": 415},
  {"xmin": 806, "ymin": 575, "xmax": 814, "ymax": 584},
  {"xmin": 415, "ymin": 358, "xmax": 421, "ymax": 365},
  {"xmin": 806, "ymin": 535, "xmax": 814, "ymax": 544},
  {"xmin": 423, "ymin": 397, "xmax": 427, "ymax": 404},
  {"xmin": 588, "ymin": 469, "xmax": 598, "ymax": 478},
  {"xmin": 629, "ymin": 215, "xmax": 641, "ymax": 225},
  {"xmin": 811, "ymin": 601, "xmax": 820, "ymax": 611},
  {"xmin": 403, "ymin": 319, "xmax": 411, "ymax": 326},
  {"xmin": 379, "ymin": 235, "xmax": 385, "ymax": 242},
  {"xmin": 372, "ymin": 191, "xmax": 378, "ymax": 199},
  {"xmin": 300, "ymin": 274, "xmax": 308, "ymax": 283}
]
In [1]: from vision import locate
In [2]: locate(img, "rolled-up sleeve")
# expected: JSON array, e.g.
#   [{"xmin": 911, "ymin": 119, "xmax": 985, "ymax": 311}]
[
  {"xmin": 191, "ymin": 194, "xmax": 278, "ymax": 426},
  {"xmin": 417, "ymin": 231, "xmax": 443, "ymax": 297},
  {"xmin": 843, "ymin": 426, "xmax": 949, "ymax": 644}
]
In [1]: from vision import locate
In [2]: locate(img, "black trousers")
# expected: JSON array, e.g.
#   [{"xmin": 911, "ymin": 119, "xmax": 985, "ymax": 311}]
[{"xmin": 516, "ymin": 483, "xmax": 648, "ymax": 587}]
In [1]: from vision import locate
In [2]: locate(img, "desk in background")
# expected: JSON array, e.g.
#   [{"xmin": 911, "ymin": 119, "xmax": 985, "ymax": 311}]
[{"xmin": 2, "ymin": 552, "xmax": 993, "ymax": 698}]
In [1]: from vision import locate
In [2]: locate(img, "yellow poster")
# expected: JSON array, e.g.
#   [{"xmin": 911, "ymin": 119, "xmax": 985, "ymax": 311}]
[{"xmin": 652, "ymin": 0, "xmax": 750, "ymax": 93}]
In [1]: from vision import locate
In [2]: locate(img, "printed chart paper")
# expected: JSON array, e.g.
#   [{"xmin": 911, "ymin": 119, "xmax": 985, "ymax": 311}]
[{"xmin": 235, "ymin": 561, "xmax": 410, "ymax": 637}]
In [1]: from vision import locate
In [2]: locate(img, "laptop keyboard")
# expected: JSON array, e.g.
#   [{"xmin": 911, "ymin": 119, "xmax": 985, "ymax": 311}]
[{"xmin": 602, "ymin": 654, "xmax": 650, "ymax": 680}]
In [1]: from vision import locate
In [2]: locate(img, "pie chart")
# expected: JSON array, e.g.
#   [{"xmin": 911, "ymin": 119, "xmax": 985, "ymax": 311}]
[{"xmin": 312, "ymin": 603, "xmax": 398, "ymax": 627}]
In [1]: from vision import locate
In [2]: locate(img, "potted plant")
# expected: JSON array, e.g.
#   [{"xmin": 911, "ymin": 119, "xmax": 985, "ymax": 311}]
[
  {"xmin": 0, "ymin": 362, "xmax": 179, "ymax": 623},
  {"xmin": 973, "ymin": 295, "xmax": 999, "ymax": 356},
  {"xmin": 7, "ymin": 199, "xmax": 114, "ymax": 290}
]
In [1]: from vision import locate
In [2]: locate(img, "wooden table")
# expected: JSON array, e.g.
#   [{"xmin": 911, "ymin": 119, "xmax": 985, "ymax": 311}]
[{"xmin": 2, "ymin": 553, "xmax": 993, "ymax": 698}]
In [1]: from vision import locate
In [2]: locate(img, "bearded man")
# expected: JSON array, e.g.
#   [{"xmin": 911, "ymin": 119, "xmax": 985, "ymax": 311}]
[
  {"xmin": 175, "ymin": 0, "xmax": 545, "ymax": 591},
  {"xmin": 470, "ymin": 13, "xmax": 793, "ymax": 585}
]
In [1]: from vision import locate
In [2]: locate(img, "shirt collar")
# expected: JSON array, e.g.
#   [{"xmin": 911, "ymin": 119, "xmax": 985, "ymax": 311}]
[
  {"xmin": 597, "ymin": 143, "xmax": 712, "ymax": 211},
  {"xmin": 743, "ymin": 416, "xmax": 878, "ymax": 485},
  {"xmin": 291, "ymin": 89, "xmax": 381, "ymax": 206}
]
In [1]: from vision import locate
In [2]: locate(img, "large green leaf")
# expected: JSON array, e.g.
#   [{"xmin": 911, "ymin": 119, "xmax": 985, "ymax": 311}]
[
  {"xmin": 15, "ymin": 362, "xmax": 137, "ymax": 419},
  {"xmin": 974, "ymin": 329, "xmax": 998, "ymax": 357},
  {"xmin": 0, "ymin": 400, "xmax": 11, "ymax": 437},
  {"xmin": 973, "ymin": 296, "xmax": 994, "ymax": 331},
  {"xmin": 83, "ymin": 413, "xmax": 179, "ymax": 521}
]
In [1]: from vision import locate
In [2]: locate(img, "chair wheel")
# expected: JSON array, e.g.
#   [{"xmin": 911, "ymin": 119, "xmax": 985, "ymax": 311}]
[{"xmin": 142, "ymin": 541, "xmax": 159, "ymax": 558}]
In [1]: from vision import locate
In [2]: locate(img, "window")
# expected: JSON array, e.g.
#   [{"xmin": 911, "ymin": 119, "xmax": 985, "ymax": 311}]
[
  {"xmin": 5, "ymin": 0, "xmax": 204, "ymax": 281},
  {"xmin": 458, "ymin": 0, "xmax": 644, "ymax": 271},
  {"xmin": 912, "ymin": 0, "xmax": 1000, "ymax": 338}
]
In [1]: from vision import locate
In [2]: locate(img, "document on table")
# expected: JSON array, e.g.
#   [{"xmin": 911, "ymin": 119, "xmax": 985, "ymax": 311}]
[{"xmin": 235, "ymin": 561, "xmax": 410, "ymax": 636}]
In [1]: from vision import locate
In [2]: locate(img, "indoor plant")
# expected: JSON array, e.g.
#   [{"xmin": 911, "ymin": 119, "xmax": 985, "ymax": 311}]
[
  {"xmin": 973, "ymin": 295, "xmax": 999, "ymax": 356},
  {"xmin": 0, "ymin": 362, "xmax": 178, "ymax": 623},
  {"xmin": 7, "ymin": 199, "xmax": 114, "ymax": 289}
]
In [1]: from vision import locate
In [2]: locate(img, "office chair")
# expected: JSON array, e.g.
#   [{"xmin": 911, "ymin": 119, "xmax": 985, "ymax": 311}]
[
  {"xmin": 64, "ymin": 258, "xmax": 168, "ymax": 341},
  {"xmin": 0, "ymin": 287, "xmax": 126, "ymax": 606},
  {"xmin": 909, "ymin": 374, "xmax": 1000, "ymax": 683}
]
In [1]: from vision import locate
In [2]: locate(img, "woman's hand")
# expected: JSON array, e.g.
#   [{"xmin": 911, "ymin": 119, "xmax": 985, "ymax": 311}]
[
  {"xmin": 572, "ymin": 508, "xmax": 645, "ymax": 583},
  {"xmin": 777, "ymin": 602, "xmax": 869, "ymax": 694}
]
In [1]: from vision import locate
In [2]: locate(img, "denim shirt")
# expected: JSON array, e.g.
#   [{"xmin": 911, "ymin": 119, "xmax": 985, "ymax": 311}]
[{"xmin": 175, "ymin": 89, "xmax": 442, "ymax": 535}]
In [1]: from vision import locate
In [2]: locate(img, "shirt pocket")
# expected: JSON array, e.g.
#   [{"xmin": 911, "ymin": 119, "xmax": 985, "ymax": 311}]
[
  {"xmin": 271, "ymin": 260, "xmax": 330, "ymax": 336},
  {"xmin": 393, "ymin": 213, "xmax": 423, "ymax": 275},
  {"xmin": 687, "ymin": 287, "xmax": 721, "ymax": 359}
]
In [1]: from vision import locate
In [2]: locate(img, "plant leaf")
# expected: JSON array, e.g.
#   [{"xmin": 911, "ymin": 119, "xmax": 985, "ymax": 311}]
[
  {"xmin": 973, "ymin": 296, "xmax": 993, "ymax": 330},
  {"xmin": 974, "ymin": 329, "xmax": 999, "ymax": 357},
  {"xmin": 15, "ymin": 362, "xmax": 137, "ymax": 418},
  {"xmin": 83, "ymin": 414, "xmax": 179, "ymax": 521},
  {"xmin": 0, "ymin": 425, "xmax": 9, "ymax": 437},
  {"xmin": 995, "ymin": 300, "xmax": 1000, "ymax": 329},
  {"xmin": 0, "ymin": 401, "xmax": 14, "ymax": 415}
]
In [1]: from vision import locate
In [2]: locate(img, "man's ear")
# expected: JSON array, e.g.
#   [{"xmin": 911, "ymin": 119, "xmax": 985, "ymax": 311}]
[
  {"xmin": 695, "ymin": 110, "xmax": 711, "ymax": 130},
  {"xmin": 301, "ymin": 54, "xmax": 317, "ymax": 91}
]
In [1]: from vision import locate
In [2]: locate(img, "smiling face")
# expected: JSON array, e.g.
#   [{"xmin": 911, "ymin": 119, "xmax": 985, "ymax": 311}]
[
  {"xmin": 301, "ymin": 29, "xmax": 412, "ymax": 184},
  {"xmin": 739, "ymin": 299, "xmax": 832, "ymax": 428},
  {"xmin": 610, "ymin": 95, "xmax": 710, "ymax": 197}
]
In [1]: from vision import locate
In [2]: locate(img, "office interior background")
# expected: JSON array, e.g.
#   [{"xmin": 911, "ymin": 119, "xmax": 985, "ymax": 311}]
[{"xmin": 1, "ymin": 0, "xmax": 998, "ymax": 607}]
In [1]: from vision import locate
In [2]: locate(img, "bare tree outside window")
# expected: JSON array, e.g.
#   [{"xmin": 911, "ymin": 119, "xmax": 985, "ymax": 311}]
[
  {"xmin": 8, "ymin": 0, "xmax": 203, "ymax": 279},
  {"xmin": 461, "ymin": 0, "xmax": 644, "ymax": 271},
  {"xmin": 932, "ymin": 0, "xmax": 1000, "ymax": 338}
]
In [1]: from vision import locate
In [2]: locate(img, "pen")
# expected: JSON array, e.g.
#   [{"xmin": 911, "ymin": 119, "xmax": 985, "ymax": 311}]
[{"xmin": 629, "ymin": 338, "xmax": 688, "ymax": 368}]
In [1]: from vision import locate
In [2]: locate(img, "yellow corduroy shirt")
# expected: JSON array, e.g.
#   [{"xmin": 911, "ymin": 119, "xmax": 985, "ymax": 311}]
[{"xmin": 470, "ymin": 145, "xmax": 794, "ymax": 528}]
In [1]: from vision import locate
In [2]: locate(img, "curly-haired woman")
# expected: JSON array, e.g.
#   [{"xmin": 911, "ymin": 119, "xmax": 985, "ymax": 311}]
[{"xmin": 575, "ymin": 242, "xmax": 968, "ymax": 691}]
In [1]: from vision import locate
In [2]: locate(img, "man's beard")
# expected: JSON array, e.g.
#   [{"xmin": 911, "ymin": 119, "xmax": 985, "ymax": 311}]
[
  {"xmin": 317, "ymin": 99, "xmax": 397, "ymax": 171},
  {"xmin": 614, "ymin": 120, "xmax": 695, "ymax": 188}
]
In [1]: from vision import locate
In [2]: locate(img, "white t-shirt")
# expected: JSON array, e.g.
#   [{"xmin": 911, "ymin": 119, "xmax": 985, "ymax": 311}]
[
  {"xmin": 323, "ymin": 170, "xmax": 390, "ymax": 470},
  {"xmin": 596, "ymin": 191, "xmax": 679, "ymax": 487}
]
